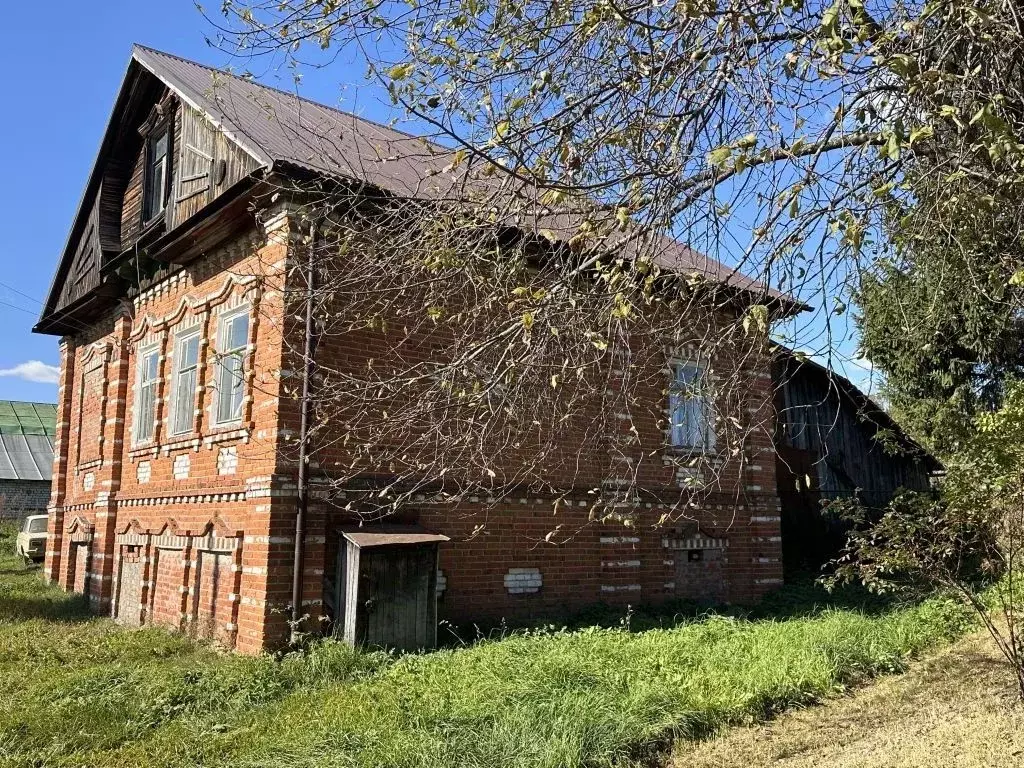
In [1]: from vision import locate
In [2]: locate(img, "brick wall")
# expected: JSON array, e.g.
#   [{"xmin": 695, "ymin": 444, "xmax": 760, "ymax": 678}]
[
  {"xmin": 46, "ymin": 207, "xmax": 293, "ymax": 653},
  {"xmin": 0, "ymin": 480, "xmax": 52, "ymax": 518},
  {"xmin": 45, "ymin": 205, "xmax": 784, "ymax": 653}
]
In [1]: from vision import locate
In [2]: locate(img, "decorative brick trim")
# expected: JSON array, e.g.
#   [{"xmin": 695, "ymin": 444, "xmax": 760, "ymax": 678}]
[
  {"xmin": 504, "ymin": 567, "xmax": 542, "ymax": 595},
  {"xmin": 662, "ymin": 534, "xmax": 728, "ymax": 550},
  {"xmin": 600, "ymin": 584, "xmax": 641, "ymax": 593}
]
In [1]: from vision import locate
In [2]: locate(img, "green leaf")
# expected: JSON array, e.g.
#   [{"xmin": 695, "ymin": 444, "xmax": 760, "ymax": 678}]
[
  {"xmin": 707, "ymin": 146, "xmax": 732, "ymax": 167},
  {"xmin": 742, "ymin": 304, "xmax": 769, "ymax": 335},
  {"xmin": 387, "ymin": 63, "xmax": 414, "ymax": 80}
]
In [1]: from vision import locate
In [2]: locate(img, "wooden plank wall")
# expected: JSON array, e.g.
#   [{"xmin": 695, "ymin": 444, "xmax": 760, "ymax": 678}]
[
  {"xmin": 120, "ymin": 135, "xmax": 148, "ymax": 249},
  {"xmin": 55, "ymin": 197, "xmax": 103, "ymax": 312},
  {"xmin": 171, "ymin": 104, "xmax": 259, "ymax": 228},
  {"xmin": 777, "ymin": 360, "xmax": 931, "ymax": 508}
]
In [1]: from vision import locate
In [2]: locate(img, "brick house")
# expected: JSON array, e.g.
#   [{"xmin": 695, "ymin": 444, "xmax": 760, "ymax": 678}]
[
  {"xmin": 34, "ymin": 45, "xmax": 795, "ymax": 653},
  {"xmin": 0, "ymin": 401, "xmax": 57, "ymax": 518}
]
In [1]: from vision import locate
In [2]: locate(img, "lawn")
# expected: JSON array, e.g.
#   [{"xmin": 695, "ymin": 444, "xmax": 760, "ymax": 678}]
[
  {"xmin": 0, "ymin": 523, "xmax": 975, "ymax": 768},
  {"xmin": 673, "ymin": 629, "xmax": 1024, "ymax": 767}
]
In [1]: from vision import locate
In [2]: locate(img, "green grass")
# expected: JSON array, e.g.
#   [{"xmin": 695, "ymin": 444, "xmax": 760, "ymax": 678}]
[{"xmin": 0, "ymin": 523, "xmax": 975, "ymax": 768}]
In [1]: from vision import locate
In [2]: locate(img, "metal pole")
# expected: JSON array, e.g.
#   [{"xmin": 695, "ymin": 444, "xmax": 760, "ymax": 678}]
[{"xmin": 290, "ymin": 223, "xmax": 316, "ymax": 646}]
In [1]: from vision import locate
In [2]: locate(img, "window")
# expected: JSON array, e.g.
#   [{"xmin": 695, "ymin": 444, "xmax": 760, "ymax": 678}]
[
  {"xmin": 142, "ymin": 125, "xmax": 170, "ymax": 222},
  {"xmin": 668, "ymin": 361, "xmax": 715, "ymax": 451},
  {"xmin": 169, "ymin": 330, "xmax": 201, "ymax": 436},
  {"xmin": 24, "ymin": 517, "xmax": 48, "ymax": 534},
  {"xmin": 214, "ymin": 309, "xmax": 250, "ymax": 425},
  {"xmin": 133, "ymin": 346, "xmax": 159, "ymax": 444}
]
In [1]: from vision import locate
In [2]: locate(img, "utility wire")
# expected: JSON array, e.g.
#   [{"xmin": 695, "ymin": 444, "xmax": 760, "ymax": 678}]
[{"xmin": 0, "ymin": 280, "xmax": 44, "ymax": 307}]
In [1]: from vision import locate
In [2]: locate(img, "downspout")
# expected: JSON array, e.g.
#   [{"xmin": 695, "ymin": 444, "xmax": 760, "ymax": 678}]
[{"xmin": 290, "ymin": 218, "xmax": 317, "ymax": 646}]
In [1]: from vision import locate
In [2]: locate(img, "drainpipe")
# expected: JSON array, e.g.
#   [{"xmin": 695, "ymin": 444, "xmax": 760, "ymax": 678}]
[{"xmin": 290, "ymin": 220, "xmax": 317, "ymax": 646}]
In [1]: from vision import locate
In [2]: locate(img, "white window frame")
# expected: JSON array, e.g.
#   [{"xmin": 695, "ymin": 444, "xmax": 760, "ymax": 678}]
[
  {"xmin": 132, "ymin": 344, "xmax": 160, "ymax": 445},
  {"xmin": 212, "ymin": 305, "xmax": 251, "ymax": 427},
  {"xmin": 668, "ymin": 359, "xmax": 716, "ymax": 452},
  {"xmin": 168, "ymin": 326, "xmax": 202, "ymax": 437}
]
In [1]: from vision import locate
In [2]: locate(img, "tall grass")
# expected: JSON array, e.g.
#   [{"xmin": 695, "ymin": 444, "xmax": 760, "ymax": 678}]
[{"xmin": 0, "ymin": 523, "xmax": 974, "ymax": 768}]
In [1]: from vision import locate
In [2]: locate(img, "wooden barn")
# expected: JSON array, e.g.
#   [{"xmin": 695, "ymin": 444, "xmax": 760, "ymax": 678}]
[{"xmin": 773, "ymin": 348, "xmax": 940, "ymax": 572}]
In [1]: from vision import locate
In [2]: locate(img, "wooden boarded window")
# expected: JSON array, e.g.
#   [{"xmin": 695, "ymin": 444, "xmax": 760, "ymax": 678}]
[{"xmin": 175, "ymin": 107, "xmax": 215, "ymax": 220}]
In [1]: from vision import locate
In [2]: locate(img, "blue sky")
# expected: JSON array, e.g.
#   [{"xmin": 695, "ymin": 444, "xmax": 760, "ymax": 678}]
[{"xmin": 0, "ymin": 1, "xmax": 391, "ymax": 403}]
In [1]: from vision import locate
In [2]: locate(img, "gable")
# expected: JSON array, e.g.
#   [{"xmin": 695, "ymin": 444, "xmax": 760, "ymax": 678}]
[{"xmin": 35, "ymin": 53, "xmax": 266, "ymax": 336}]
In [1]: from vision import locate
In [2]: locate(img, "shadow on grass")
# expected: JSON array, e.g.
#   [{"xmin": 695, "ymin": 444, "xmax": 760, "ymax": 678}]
[
  {"xmin": 439, "ymin": 573, "xmax": 907, "ymax": 647},
  {"xmin": 0, "ymin": 559, "xmax": 94, "ymax": 623},
  {"xmin": 0, "ymin": 590, "xmax": 93, "ymax": 623}
]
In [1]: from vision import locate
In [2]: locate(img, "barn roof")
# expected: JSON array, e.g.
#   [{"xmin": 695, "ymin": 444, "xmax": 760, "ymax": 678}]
[
  {"xmin": 773, "ymin": 347, "xmax": 941, "ymax": 472},
  {"xmin": 0, "ymin": 401, "xmax": 56, "ymax": 482}
]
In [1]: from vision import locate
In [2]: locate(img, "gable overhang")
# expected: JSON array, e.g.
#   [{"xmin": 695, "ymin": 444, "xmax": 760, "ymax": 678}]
[{"xmin": 773, "ymin": 345, "xmax": 942, "ymax": 472}]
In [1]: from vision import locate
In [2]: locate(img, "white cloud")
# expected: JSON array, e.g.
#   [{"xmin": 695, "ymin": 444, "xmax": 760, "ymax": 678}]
[{"xmin": 0, "ymin": 360, "xmax": 60, "ymax": 384}]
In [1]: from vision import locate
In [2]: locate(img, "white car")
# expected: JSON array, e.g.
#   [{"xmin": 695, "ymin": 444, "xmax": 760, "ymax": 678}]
[{"xmin": 15, "ymin": 514, "xmax": 48, "ymax": 563}]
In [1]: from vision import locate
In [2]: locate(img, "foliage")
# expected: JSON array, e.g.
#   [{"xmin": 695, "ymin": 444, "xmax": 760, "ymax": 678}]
[
  {"xmin": 192, "ymin": 0, "xmax": 1024, "ymax": 553},
  {"xmin": 830, "ymin": 380, "xmax": 1024, "ymax": 698},
  {"xmin": 857, "ymin": 179, "xmax": 1024, "ymax": 454},
  {"xmin": 0, "ymin": 544, "xmax": 972, "ymax": 768}
]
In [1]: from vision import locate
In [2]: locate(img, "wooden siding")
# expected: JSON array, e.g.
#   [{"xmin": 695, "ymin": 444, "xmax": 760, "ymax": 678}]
[
  {"xmin": 55, "ymin": 196, "xmax": 103, "ymax": 312},
  {"xmin": 120, "ymin": 134, "xmax": 148, "ymax": 249},
  {"xmin": 171, "ymin": 104, "xmax": 259, "ymax": 228},
  {"xmin": 775, "ymin": 359, "xmax": 931, "ymax": 508}
]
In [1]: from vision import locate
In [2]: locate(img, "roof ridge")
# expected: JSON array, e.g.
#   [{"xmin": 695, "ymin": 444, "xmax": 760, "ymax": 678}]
[{"xmin": 131, "ymin": 43, "xmax": 435, "ymax": 146}]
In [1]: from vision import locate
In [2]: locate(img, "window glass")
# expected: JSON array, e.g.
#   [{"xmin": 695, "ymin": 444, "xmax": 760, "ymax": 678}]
[
  {"xmin": 169, "ymin": 331, "xmax": 200, "ymax": 435},
  {"xmin": 143, "ymin": 127, "xmax": 169, "ymax": 222},
  {"xmin": 215, "ymin": 311, "xmax": 250, "ymax": 424},
  {"xmin": 668, "ymin": 361, "xmax": 715, "ymax": 450},
  {"xmin": 26, "ymin": 517, "xmax": 48, "ymax": 534},
  {"xmin": 133, "ymin": 347, "xmax": 159, "ymax": 443}
]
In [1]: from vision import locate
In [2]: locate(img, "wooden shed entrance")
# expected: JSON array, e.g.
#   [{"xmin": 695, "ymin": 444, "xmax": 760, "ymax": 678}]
[{"xmin": 333, "ymin": 526, "xmax": 449, "ymax": 652}]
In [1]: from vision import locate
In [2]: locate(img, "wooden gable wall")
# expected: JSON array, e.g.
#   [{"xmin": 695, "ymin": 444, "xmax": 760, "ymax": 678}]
[
  {"xmin": 47, "ymin": 71, "xmax": 262, "ymax": 325},
  {"xmin": 118, "ymin": 99, "xmax": 259, "ymax": 252},
  {"xmin": 55, "ymin": 196, "xmax": 104, "ymax": 312},
  {"xmin": 171, "ymin": 103, "xmax": 259, "ymax": 227}
]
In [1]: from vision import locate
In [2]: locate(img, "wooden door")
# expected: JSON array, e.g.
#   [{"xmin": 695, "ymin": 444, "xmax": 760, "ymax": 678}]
[{"xmin": 356, "ymin": 545, "xmax": 438, "ymax": 651}]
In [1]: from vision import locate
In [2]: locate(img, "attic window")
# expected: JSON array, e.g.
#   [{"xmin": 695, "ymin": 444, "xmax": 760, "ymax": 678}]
[{"xmin": 142, "ymin": 124, "xmax": 171, "ymax": 223}]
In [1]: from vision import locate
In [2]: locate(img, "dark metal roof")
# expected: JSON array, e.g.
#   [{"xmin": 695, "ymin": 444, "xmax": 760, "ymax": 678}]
[
  {"xmin": 0, "ymin": 401, "xmax": 56, "ymax": 482},
  {"xmin": 131, "ymin": 45, "xmax": 802, "ymax": 311}
]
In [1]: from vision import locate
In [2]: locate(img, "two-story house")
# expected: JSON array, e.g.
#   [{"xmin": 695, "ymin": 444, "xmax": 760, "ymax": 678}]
[{"xmin": 35, "ymin": 45, "xmax": 796, "ymax": 653}]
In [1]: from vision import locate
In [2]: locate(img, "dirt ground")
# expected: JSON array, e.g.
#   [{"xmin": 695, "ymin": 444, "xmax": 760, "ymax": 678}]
[{"xmin": 673, "ymin": 631, "xmax": 1024, "ymax": 768}]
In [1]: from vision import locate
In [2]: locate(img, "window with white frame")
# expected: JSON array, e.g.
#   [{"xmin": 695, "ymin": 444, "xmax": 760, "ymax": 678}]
[
  {"xmin": 668, "ymin": 360, "xmax": 715, "ymax": 451},
  {"xmin": 168, "ymin": 328, "xmax": 201, "ymax": 436},
  {"xmin": 133, "ymin": 345, "xmax": 159, "ymax": 444},
  {"xmin": 214, "ymin": 307, "xmax": 250, "ymax": 425}
]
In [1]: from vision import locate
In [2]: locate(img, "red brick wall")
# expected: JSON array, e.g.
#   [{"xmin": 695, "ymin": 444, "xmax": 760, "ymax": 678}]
[
  {"xmin": 45, "ymin": 205, "xmax": 784, "ymax": 652},
  {"xmin": 47, "ymin": 209, "xmax": 293, "ymax": 653}
]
